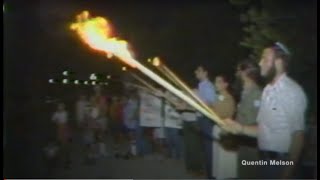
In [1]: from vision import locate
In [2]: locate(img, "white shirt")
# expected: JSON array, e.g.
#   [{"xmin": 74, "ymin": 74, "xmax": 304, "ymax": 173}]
[
  {"xmin": 52, "ymin": 111, "xmax": 68, "ymax": 124},
  {"xmin": 257, "ymin": 74, "xmax": 307, "ymax": 153}
]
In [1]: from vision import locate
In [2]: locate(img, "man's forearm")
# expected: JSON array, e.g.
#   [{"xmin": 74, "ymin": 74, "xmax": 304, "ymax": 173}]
[
  {"xmin": 281, "ymin": 131, "xmax": 304, "ymax": 178},
  {"xmin": 241, "ymin": 124, "xmax": 258, "ymax": 137},
  {"xmin": 288, "ymin": 131, "xmax": 304, "ymax": 162}
]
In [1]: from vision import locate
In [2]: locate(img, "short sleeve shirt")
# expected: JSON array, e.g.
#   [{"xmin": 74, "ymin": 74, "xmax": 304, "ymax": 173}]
[
  {"xmin": 236, "ymin": 85, "xmax": 262, "ymax": 125},
  {"xmin": 257, "ymin": 74, "xmax": 307, "ymax": 153},
  {"xmin": 197, "ymin": 79, "xmax": 217, "ymax": 105}
]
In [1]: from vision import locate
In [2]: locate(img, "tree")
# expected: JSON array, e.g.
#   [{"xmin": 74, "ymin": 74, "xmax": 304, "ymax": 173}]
[{"xmin": 230, "ymin": 0, "xmax": 317, "ymax": 116}]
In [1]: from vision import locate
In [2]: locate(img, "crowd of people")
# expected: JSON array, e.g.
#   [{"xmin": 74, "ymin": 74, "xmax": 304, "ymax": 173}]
[{"xmin": 44, "ymin": 42, "xmax": 315, "ymax": 179}]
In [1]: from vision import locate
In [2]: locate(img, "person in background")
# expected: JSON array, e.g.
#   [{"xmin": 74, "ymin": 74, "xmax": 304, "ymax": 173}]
[
  {"xmin": 51, "ymin": 102, "xmax": 71, "ymax": 168},
  {"xmin": 152, "ymin": 126, "xmax": 166, "ymax": 160},
  {"xmin": 109, "ymin": 96, "xmax": 121, "ymax": 157},
  {"xmin": 85, "ymin": 97, "xmax": 100, "ymax": 164},
  {"xmin": 96, "ymin": 101, "xmax": 108, "ymax": 158},
  {"xmin": 235, "ymin": 60, "xmax": 262, "ymax": 178},
  {"xmin": 43, "ymin": 137, "xmax": 60, "ymax": 176},
  {"xmin": 194, "ymin": 65, "xmax": 218, "ymax": 178},
  {"xmin": 210, "ymin": 75, "xmax": 237, "ymax": 179},
  {"xmin": 75, "ymin": 94, "xmax": 89, "ymax": 130},
  {"xmin": 223, "ymin": 42, "xmax": 307, "ymax": 179},
  {"xmin": 123, "ymin": 91, "xmax": 139, "ymax": 158},
  {"xmin": 175, "ymin": 100, "xmax": 205, "ymax": 177},
  {"xmin": 135, "ymin": 90, "xmax": 152, "ymax": 157},
  {"xmin": 111, "ymin": 96, "xmax": 126, "ymax": 158},
  {"xmin": 163, "ymin": 90, "xmax": 183, "ymax": 160}
]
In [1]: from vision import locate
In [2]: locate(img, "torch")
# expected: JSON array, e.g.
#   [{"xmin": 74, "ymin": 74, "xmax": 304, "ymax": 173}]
[
  {"xmin": 70, "ymin": 11, "xmax": 225, "ymax": 126},
  {"xmin": 129, "ymin": 72, "xmax": 183, "ymax": 107},
  {"xmin": 151, "ymin": 57, "xmax": 217, "ymax": 118}
]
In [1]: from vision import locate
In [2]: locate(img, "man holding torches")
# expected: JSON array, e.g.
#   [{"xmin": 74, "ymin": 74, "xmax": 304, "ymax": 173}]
[{"xmin": 222, "ymin": 43, "xmax": 307, "ymax": 179}]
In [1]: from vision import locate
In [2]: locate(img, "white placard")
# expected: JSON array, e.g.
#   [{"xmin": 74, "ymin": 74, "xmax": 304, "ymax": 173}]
[
  {"xmin": 164, "ymin": 104, "xmax": 182, "ymax": 129},
  {"xmin": 139, "ymin": 91, "xmax": 163, "ymax": 127}
]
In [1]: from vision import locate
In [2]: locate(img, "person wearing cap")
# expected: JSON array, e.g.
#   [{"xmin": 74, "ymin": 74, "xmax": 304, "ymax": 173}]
[
  {"xmin": 235, "ymin": 60, "xmax": 262, "ymax": 178},
  {"xmin": 223, "ymin": 42, "xmax": 307, "ymax": 179}
]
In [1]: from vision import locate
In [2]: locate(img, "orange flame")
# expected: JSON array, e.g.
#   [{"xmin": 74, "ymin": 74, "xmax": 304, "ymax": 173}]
[{"xmin": 70, "ymin": 11, "xmax": 136, "ymax": 68}]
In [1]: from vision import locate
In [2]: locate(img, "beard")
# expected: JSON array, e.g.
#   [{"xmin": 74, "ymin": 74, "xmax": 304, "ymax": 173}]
[{"xmin": 263, "ymin": 64, "xmax": 277, "ymax": 84}]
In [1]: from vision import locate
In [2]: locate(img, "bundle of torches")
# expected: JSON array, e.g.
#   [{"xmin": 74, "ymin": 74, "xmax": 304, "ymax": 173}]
[{"xmin": 70, "ymin": 10, "xmax": 232, "ymax": 132}]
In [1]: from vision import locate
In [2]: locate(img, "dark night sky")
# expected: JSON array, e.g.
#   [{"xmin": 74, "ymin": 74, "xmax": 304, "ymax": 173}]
[
  {"xmin": 4, "ymin": 0, "xmax": 245, "ymax": 96},
  {"xmin": 4, "ymin": 0, "xmax": 317, "ymax": 113}
]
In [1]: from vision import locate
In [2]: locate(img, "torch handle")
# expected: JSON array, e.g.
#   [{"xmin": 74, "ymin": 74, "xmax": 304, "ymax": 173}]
[
  {"xmin": 128, "ymin": 57, "xmax": 225, "ymax": 126},
  {"xmin": 162, "ymin": 65, "xmax": 220, "ymax": 122}
]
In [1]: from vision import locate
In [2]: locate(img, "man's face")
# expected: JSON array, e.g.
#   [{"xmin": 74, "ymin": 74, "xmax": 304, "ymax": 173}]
[
  {"xmin": 194, "ymin": 66, "xmax": 206, "ymax": 80},
  {"xmin": 259, "ymin": 48, "xmax": 276, "ymax": 77}
]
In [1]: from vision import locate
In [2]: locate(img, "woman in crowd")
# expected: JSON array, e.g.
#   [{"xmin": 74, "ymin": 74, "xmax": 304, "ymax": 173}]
[{"xmin": 210, "ymin": 75, "xmax": 237, "ymax": 179}]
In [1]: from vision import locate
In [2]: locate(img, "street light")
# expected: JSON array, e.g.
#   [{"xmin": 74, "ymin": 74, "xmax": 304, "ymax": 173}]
[
  {"xmin": 49, "ymin": 79, "xmax": 54, "ymax": 84},
  {"xmin": 63, "ymin": 79, "xmax": 68, "ymax": 84},
  {"xmin": 84, "ymin": 81, "xmax": 89, "ymax": 85},
  {"xmin": 90, "ymin": 73, "xmax": 97, "ymax": 80},
  {"xmin": 107, "ymin": 75, "xmax": 111, "ymax": 79},
  {"xmin": 122, "ymin": 67, "xmax": 127, "ymax": 71},
  {"xmin": 63, "ymin": 71, "xmax": 69, "ymax": 76},
  {"xmin": 74, "ymin": 80, "xmax": 79, "ymax": 85},
  {"xmin": 92, "ymin": 81, "xmax": 96, "ymax": 85}
]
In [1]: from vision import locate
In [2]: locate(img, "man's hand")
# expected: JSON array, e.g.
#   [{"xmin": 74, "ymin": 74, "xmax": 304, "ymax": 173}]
[{"xmin": 221, "ymin": 118, "xmax": 243, "ymax": 135}]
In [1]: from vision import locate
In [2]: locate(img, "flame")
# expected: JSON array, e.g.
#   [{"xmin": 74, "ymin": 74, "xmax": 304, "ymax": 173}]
[
  {"xmin": 70, "ymin": 11, "xmax": 136, "ymax": 67},
  {"xmin": 152, "ymin": 57, "xmax": 161, "ymax": 67}
]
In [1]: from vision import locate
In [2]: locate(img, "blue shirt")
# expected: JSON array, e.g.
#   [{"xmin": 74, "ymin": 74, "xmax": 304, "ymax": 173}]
[{"xmin": 197, "ymin": 79, "xmax": 217, "ymax": 105}]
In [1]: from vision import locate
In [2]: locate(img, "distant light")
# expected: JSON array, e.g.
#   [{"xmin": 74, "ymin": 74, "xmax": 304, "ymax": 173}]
[
  {"xmin": 74, "ymin": 80, "xmax": 79, "ymax": 85},
  {"xmin": 105, "ymin": 82, "xmax": 108, "ymax": 86},
  {"xmin": 92, "ymin": 81, "xmax": 96, "ymax": 85},
  {"xmin": 90, "ymin": 73, "xmax": 97, "ymax": 80},
  {"xmin": 84, "ymin": 81, "xmax": 89, "ymax": 85},
  {"xmin": 107, "ymin": 75, "xmax": 111, "ymax": 79},
  {"xmin": 63, "ymin": 71, "xmax": 69, "ymax": 76},
  {"xmin": 3, "ymin": 4, "xmax": 5, "ymax": 13},
  {"xmin": 49, "ymin": 79, "xmax": 54, "ymax": 84},
  {"xmin": 147, "ymin": 58, "xmax": 151, "ymax": 63},
  {"xmin": 122, "ymin": 67, "xmax": 127, "ymax": 71},
  {"xmin": 63, "ymin": 79, "xmax": 68, "ymax": 84}
]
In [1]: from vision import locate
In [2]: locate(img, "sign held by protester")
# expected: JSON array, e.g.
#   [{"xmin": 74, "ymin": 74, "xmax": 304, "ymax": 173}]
[
  {"xmin": 139, "ymin": 91, "xmax": 163, "ymax": 127},
  {"xmin": 164, "ymin": 104, "xmax": 182, "ymax": 129}
]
